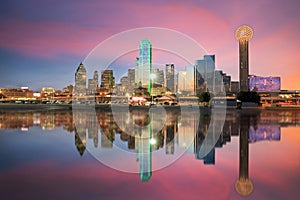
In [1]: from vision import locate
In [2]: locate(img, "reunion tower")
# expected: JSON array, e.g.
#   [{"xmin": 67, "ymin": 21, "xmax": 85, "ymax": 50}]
[{"xmin": 235, "ymin": 25, "xmax": 254, "ymax": 92}]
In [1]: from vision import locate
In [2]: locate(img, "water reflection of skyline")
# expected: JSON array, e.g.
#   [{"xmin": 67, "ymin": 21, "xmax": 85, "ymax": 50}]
[
  {"xmin": 1, "ymin": 109, "xmax": 299, "ymax": 166},
  {"xmin": 1, "ymin": 109, "xmax": 300, "ymax": 196}
]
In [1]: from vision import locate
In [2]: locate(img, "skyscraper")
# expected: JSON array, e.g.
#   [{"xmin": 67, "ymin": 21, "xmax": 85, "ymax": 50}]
[
  {"xmin": 87, "ymin": 79, "xmax": 97, "ymax": 95},
  {"xmin": 177, "ymin": 71, "xmax": 187, "ymax": 94},
  {"xmin": 195, "ymin": 55, "xmax": 215, "ymax": 93},
  {"xmin": 231, "ymin": 81, "xmax": 239, "ymax": 94},
  {"xmin": 195, "ymin": 67, "xmax": 206, "ymax": 95},
  {"xmin": 185, "ymin": 65, "xmax": 195, "ymax": 95},
  {"xmin": 136, "ymin": 39, "xmax": 152, "ymax": 92},
  {"xmin": 87, "ymin": 70, "xmax": 99, "ymax": 95},
  {"xmin": 101, "ymin": 70, "xmax": 115, "ymax": 91},
  {"xmin": 134, "ymin": 57, "xmax": 139, "ymax": 86},
  {"xmin": 223, "ymin": 75, "xmax": 231, "ymax": 94},
  {"xmin": 235, "ymin": 25, "xmax": 253, "ymax": 92},
  {"xmin": 214, "ymin": 70, "xmax": 224, "ymax": 94},
  {"xmin": 177, "ymin": 66, "xmax": 195, "ymax": 96},
  {"xmin": 93, "ymin": 70, "xmax": 99, "ymax": 88},
  {"xmin": 152, "ymin": 68, "xmax": 164, "ymax": 86},
  {"xmin": 128, "ymin": 68, "xmax": 135, "ymax": 93},
  {"xmin": 204, "ymin": 55, "xmax": 215, "ymax": 93},
  {"xmin": 166, "ymin": 64, "xmax": 175, "ymax": 92},
  {"xmin": 75, "ymin": 62, "xmax": 86, "ymax": 96},
  {"xmin": 119, "ymin": 76, "xmax": 129, "ymax": 95}
]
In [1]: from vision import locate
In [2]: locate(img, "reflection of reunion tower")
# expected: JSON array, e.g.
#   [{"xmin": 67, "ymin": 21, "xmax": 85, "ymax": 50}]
[
  {"xmin": 235, "ymin": 25, "xmax": 253, "ymax": 92},
  {"xmin": 235, "ymin": 114, "xmax": 253, "ymax": 196}
]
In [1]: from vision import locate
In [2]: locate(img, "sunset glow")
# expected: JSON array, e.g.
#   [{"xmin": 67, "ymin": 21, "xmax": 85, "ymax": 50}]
[{"xmin": 0, "ymin": 0, "xmax": 299, "ymax": 90}]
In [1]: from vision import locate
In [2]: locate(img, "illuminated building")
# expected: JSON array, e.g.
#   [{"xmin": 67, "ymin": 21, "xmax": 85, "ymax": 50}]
[
  {"xmin": 100, "ymin": 70, "xmax": 115, "ymax": 91},
  {"xmin": 166, "ymin": 64, "xmax": 175, "ymax": 92},
  {"xmin": 177, "ymin": 71, "xmax": 187, "ymax": 94},
  {"xmin": 152, "ymin": 68, "xmax": 164, "ymax": 86},
  {"xmin": 185, "ymin": 65, "xmax": 195, "ymax": 95},
  {"xmin": 177, "ymin": 66, "xmax": 196, "ymax": 96},
  {"xmin": 134, "ymin": 57, "xmax": 139, "ymax": 86},
  {"xmin": 93, "ymin": 70, "xmax": 99, "ymax": 88},
  {"xmin": 75, "ymin": 62, "xmax": 86, "ymax": 96},
  {"xmin": 119, "ymin": 76, "xmax": 129, "ymax": 95},
  {"xmin": 235, "ymin": 25, "xmax": 253, "ymax": 92},
  {"xmin": 128, "ymin": 68, "xmax": 135, "ymax": 93},
  {"xmin": 120, "ymin": 76, "xmax": 129, "ymax": 88},
  {"xmin": 150, "ymin": 84, "xmax": 166, "ymax": 96},
  {"xmin": 41, "ymin": 87, "xmax": 55, "ymax": 94},
  {"xmin": 0, "ymin": 87, "xmax": 34, "ymax": 100},
  {"xmin": 63, "ymin": 85, "xmax": 73, "ymax": 93},
  {"xmin": 136, "ymin": 39, "xmax": 152, "ymax": 92},
  {"xmin": 248, "ymin": 75, "xmax": 280, "ymax": 92},
  {"xmin": 87, "ymin": 79, "xmax": 97, "ymax": 95}
]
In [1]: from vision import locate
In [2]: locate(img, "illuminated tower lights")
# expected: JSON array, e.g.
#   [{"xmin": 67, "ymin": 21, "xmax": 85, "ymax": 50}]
[
  {"xmin": 137, "ymin": 39, "xmax": 152, "ymax": 92},
  {"xmin": 235, "ymin": 25, "xmax": 254, "ymax": 92}
]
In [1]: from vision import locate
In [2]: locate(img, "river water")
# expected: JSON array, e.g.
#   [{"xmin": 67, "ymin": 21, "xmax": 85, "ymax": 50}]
[{"xmin": 0, "ymin": 107, "xmax": 299, "ymax": 199}]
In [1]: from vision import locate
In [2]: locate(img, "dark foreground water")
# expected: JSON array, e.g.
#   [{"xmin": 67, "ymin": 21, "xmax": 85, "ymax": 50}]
[{"xmin": 0, "ymin": 107, "xmax": 299, "ymax": 200}]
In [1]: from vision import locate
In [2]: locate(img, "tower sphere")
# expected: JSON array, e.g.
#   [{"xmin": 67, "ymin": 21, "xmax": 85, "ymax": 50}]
[
  {"xmin": 235, "ymin": 25, "xmax": 253, "ymax": 41},
  {"xmin": 235, "ymin": 179, "xmax": 253, "ymax": 196}
]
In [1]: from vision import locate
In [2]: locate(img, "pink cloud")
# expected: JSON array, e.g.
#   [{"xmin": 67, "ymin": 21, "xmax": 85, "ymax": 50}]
[
  {"xmin": 0, "ymin": 19, "xmax": 110, "ymax": 58},
  {"xmin": 0, "ymin": 1, "xmax": 298, "ymax": 88}
]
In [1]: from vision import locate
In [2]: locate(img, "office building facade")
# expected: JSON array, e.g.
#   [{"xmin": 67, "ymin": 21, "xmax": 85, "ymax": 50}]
[
  {"xmin": 166, "ymin": 64, "xmax": 175, "ymax": 92},
  {"xmin": 75, "ymin": 62, "xmax": 86, "ymax": 96},
  {"xmin": 136, "ymin": 39, "xmax": 152, "ymax": 92},
  {"xmin": 101, "ymin": 70, "xmax": 115, "ymax": 91}
]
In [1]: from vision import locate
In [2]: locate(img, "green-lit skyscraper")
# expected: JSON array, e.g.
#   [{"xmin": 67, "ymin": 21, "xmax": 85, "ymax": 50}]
[{"xmin": 136, "ymin": 39, "xmax": 152, "ymax": 92}]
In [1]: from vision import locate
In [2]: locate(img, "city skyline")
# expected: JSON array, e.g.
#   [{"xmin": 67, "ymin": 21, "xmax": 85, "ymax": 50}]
[{"xmin": 0, "ymin": 0, "xmax": 299, "ymax": 91}]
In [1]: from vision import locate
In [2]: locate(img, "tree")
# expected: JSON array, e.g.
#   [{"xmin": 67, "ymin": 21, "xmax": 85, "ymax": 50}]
[
  {"xmin": 197, "ymin": 92, "xmax": 211, "ymax": 103},
  {"xmin": 237, "ymin": 91, "xmax": 260, "ymax": 104}
]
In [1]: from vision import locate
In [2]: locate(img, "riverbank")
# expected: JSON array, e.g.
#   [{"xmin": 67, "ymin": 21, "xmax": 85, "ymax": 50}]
[{"xmin": 1, "ymin": 103, "xmax": 300, "ymax": 111}]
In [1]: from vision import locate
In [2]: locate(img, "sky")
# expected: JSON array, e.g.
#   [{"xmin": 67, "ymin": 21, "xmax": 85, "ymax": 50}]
[{"xmin": 0, "ymin": 0, "xmax": 299, "ymax": 91}]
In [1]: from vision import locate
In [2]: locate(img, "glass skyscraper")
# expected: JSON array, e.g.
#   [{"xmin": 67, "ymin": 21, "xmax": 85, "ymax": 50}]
[
  {"xmin": 136, "ymin": 39, "xmax": 152, "ymax": 92},
  {"xmin": 195, "ymin": 55, "xmax": 215, "ymax": 93}
]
